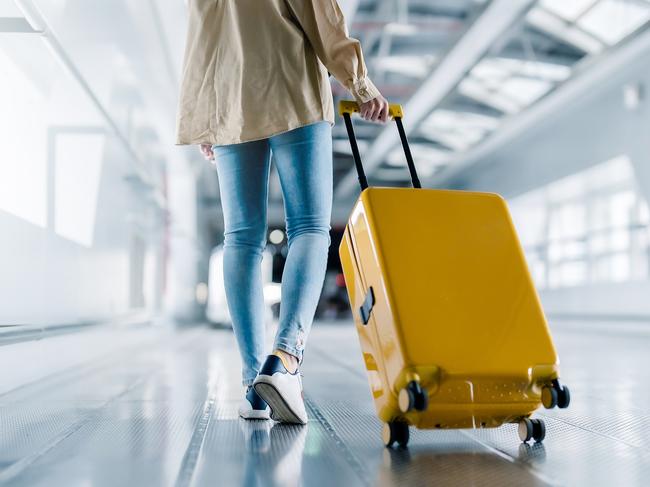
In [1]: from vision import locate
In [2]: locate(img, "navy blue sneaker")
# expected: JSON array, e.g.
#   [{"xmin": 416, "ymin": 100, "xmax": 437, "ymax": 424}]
[
  {"xmin": 253, "ymin": 355, "xmax": 308, "ymax": 425},
  {"xmin": 239, "ymin": 385, "xmax": 270, "ymax": 420}
]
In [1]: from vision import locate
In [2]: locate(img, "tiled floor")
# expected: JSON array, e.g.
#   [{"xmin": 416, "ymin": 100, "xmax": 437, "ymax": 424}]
[{"xmin": 0, "ymin": 321, "xmax": 648, "ymax": 486}]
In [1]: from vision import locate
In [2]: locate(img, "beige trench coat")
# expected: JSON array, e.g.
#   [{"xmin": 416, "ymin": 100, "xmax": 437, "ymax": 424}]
[{"xmin": 176, "ymin": 0, "xmax": 380, "ymax": 146}]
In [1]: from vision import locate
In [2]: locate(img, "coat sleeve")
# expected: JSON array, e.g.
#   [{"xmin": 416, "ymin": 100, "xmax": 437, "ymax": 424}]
[{"xmin": 285, "ymin": 0, "xmax": 381, "ymax": 104}]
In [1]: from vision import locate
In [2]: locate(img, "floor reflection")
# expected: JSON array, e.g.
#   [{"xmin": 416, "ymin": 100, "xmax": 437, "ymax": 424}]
[
  {"xmin": 376, "ymin": 448, "xmax": 548, "ymax": 487},
  {"xmin": 240, "ymin": 421, "xmax": 307, "ymax": 487},
  {"xmin": 517, "ymin": 442, "xmax": 547, "ymax": 463}
]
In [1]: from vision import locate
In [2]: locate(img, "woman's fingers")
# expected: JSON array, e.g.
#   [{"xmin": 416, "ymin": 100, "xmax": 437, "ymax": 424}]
[
  {"xmin": 360, "ymin": 105, "xmax": 369, "ymax": 120},
  {"xmin": 366, "ymin": 102, "xmax": 377, "ymax": 121},
  {"xmin": 380, "ymin": 101, "xmax": 390, "ymax": 122},
  {"xmin": 199, "ymin": 144, "xmax": 214, "ymax": 161},
  {"xmin": 358, "ymin": 96, "xmax": 390, "ymax": 123}
]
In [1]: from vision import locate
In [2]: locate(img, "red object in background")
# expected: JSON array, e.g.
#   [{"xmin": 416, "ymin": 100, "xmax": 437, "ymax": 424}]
[{"xmin": 335, "ymin": 273, "xmax": 346, "ymax": 287}]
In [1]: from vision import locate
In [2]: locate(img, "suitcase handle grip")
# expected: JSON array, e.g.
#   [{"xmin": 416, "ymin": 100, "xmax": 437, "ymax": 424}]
[
  {"xmin": 338, "ymin": 100, "xmax": 404, "ymax": 118},
  {"xmin": 338, "ymin": 100, "xmax": 421, "ymax": 191}
]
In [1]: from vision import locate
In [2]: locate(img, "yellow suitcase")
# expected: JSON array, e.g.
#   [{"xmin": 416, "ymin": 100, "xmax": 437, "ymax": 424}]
[{"xmin": 338, "ymin": 101, "xmax": 570, "ymax": 448}]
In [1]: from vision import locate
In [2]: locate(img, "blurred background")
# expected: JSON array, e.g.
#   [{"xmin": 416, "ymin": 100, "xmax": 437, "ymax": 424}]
[
  {"xmin": 2, "ymin": 0, "xmax": 650, "ymax": 329},
  {"xmin": 2, "ymin": 1, "xmax": 650, "ymax": 486}
]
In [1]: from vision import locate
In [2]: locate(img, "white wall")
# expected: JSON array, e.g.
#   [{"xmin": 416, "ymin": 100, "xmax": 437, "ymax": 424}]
[{"xmin": 0, "ymin": 0, "xmax": 196, "ymax": 326}]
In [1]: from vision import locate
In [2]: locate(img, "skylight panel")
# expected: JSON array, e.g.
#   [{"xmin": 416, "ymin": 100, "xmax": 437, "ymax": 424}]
[
  {"xmin": 471, "ymin": 61, "xmax": 511, "ymax": 82},
  {"xmin": 458, "ymin": 77, "xmax": 522, "ymax": 114},
  {"xmin": 374, "ymin": 55, "xmax": 436, "ymax": 79},
  {"xmin": 500, "ymin": 77, "xmax": 553, "ymax": 106},
  {"xmin": 420, "ymin": 129, "xmax": 482, "ymax": 152},
  {"xmin": 386, "ymin": 144, "xmax": 449, "ymax": 168},
  {"xmin": 419, "ymin": 109, "xmax": 500, "ymax": 151},
  {"xmin": 424, "ymin": 109, "xmax": 500, "ymax": 131},
  {"xmin": 527, "ymin": 7, "xmax": 604, "ymax": 54},
  {"xmin": 577, "ymin": 0, "xmax": 650, "ymax": 45},
  {"xmin": 494, "ymin": 58, "xmax": 572, "ymax": 82},
  {"xmin": 540, "ymin": 0, "xmax": 597, "ymax": 21}
]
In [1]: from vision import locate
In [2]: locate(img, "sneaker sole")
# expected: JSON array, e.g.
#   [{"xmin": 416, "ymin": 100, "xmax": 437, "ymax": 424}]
[
  {"xmin": 239, "ymin": 409, "xmax": 271, "ymax": 420},
  {"xmin": 253, "ymin": 381, "xmax": 306, "ymax": 425}
]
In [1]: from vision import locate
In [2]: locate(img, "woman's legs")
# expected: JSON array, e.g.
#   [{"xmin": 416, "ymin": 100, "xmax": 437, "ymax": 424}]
[
  {"xmin": 269, "ymin": 122, "xmax": 333, "ymax": 362},
  {"xmin": 213, "ymin": 140, "xmax": 271, "ymax": 386}
]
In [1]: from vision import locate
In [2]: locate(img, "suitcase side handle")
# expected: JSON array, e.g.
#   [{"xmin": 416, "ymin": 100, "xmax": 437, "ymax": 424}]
[{"xmin": 338, "ymin": 100, "xmax": 421, "ymax": 191}]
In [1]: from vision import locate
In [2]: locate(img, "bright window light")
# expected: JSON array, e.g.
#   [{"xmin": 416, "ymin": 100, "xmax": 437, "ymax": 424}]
[
  {"xmin": 491, "ymin": 58, "xmax": 572, "ymax": 82},
  {"xmin": 500, "ymin": 77, "xmax": 553, "ymax": 106},
  {"xmin": 419, "ymin": 109, "xmax": 500, "ymax": 151},
  {"xmin": 458, "ymin": 77, "xmax": 521, "ymax": 114},
  {"xmin": 540, "ymin": 0, "xmax": 597, "ymax": 21},
  {"xmin": 509, "ymin": 155, "xmax": 649, "ymax": 289},
  {"xmin": 0, "ymin": 47, "xmax": 47, "ymax": 227},
  {"xmin": 577, "ymin": 0, "xmax": 650, "ymax": 45},
  {"xmin": 387, "ymin": 142, "xmax": 449, "ymax": 166},
  {"xmin": 527, "ymin": 7, "xmax": 604, "ymax": 54},
  {"xmin": 422, "ymin": 109, "xmax": 500, "ymax": 131},
  {"xmin": 374, "ymin": 55, "xmax": 436, "ymax": 79},
  {"xmin": 459, "ymin": 57, "xmax": 570, "ymax": 116},
  {"xmin": 53, "ymin": 133, "xmax": 105, "ymax": 247},
  {"xmin": 471, "ymin": 61, "xmax": 511, "ymax": 83}
]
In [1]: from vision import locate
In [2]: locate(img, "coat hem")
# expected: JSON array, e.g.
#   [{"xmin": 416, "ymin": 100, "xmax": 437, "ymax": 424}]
[{"xmin": 175, "ymin": 116, "xmax": 335, "ymax": 147}]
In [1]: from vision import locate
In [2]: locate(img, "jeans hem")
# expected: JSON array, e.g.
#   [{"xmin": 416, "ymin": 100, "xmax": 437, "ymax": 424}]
[{"xmin": 274, "ymin": 342, "xmax": 303, "ymax": 361}]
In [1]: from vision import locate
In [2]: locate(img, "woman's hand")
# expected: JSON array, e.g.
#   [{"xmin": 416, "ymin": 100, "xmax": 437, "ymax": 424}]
[
  {"xmin": 199, "ymin": 144, "xmax": 214, "ymax": 161},
  {"xmin": 359, "ymin": 95, "xmax": 390, "ymax": 123}
]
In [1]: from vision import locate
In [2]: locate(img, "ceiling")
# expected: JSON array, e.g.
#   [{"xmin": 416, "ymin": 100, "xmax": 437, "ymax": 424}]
[
  {"xmin": 332, "ymin": 0, "xmax": 650, "ymax": 201},
  {"xmin": 4, "ymin": 0, "xmax": 650, "ymax": 228}
]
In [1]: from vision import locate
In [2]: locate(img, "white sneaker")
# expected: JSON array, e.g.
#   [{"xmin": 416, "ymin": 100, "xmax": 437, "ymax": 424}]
[
  {"xmin": 238, "ymin": 385, "xmax": 271, "ymax": 420},
  {"xmin": 253, "ymin": 355, "xmax": 308, "ymax": 425}
]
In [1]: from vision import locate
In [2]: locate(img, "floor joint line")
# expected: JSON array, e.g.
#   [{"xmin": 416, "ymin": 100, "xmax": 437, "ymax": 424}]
[
  {"xmin": 305, "ymin": 395, "xmax": 373, "ymax": 487},
  {"xmin": 174, "ymin": 392, "xmax": 217, "ymax": 487}
]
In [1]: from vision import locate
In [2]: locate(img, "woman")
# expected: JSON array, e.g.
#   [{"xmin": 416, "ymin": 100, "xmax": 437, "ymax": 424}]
[{"xmin": 176, "ymin": 0, "xmax": 388, "ymax": 424}]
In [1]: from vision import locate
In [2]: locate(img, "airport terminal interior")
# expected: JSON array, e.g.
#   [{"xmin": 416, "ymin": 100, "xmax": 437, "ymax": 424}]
[{"xmin": 1, "ymin": 0, "xmax": 650, "ymax": 485}]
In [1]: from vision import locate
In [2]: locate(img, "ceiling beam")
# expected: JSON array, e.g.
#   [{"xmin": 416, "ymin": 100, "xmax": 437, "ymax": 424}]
[
  {"xmin": 429, "ymin": 25, "xmax": 650, "ymax": 189},
  {"xmin": 335, "ymin": 0, "xmax": 535, "ymax": 199}
]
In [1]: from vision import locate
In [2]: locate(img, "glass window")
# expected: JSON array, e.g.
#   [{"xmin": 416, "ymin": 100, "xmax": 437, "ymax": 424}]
[
  {"xmin": 509, "ymin": 155, "xmax": 649, "ymax": 289},
  {"xmin": 54, "ymin": 133, "xmax": 105, "ymax": 247},
  {"xmin": 0, "ymin": 29, "xmax": 108, "ymax": 245},
  {"xmin": 0, "ymin": 42, "xmax": 48, "ymax": 227},
  {"xmin": 419, "ymin": 109, "xmax": 499, "ymax": 151},
  {"xmin": 541, "ymin": 0, "xmax": 598, "ymax": 22},
  {"xmin": 578, "ymin": 0, "xmax": 650, "ymax": 45}
]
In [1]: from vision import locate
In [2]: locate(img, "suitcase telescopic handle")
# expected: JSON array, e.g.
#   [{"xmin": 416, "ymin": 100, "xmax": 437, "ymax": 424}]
[{"xmin": 339, "ymin": 100, "xmax": 422, "ymax": 191}]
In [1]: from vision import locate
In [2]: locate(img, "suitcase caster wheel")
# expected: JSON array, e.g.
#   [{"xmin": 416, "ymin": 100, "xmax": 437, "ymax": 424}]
[
  {"xmin": 532, "ymin": 419, "xmax": 546, "ymax": 442},
  {"xmin": 557, "ymin": 385, "xmax": 570, "ymax": 409},
  {"xmin": 398, "ymin": 388, "xmax": 415, "ymax": 413},
  {"xmin": 518, "ymin": 418, "xmax": 545, "ymax": 443},
  {"xmin": 399, "ymin": 381, "xmax": 428, "ymax": 413},
  {"xmin": 542, "ymin": 380, "xmax": 571, "ymax": 409},
  {"xmin": 383, "ymin": 421, "xmax": 409, "ymax": 448},
  {"xmin": 541, "ymin": 386, "xmax": 558, "ymax": 409}
]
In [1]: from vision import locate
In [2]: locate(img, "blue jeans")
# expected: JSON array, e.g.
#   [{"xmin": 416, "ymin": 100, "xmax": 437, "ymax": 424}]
[{"xmin": 213, "ymin": 122, "xmax": 332, "ymax": 386}]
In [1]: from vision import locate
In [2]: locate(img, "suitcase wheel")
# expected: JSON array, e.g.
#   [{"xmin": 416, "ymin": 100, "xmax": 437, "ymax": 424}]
[
  {"xmin": 557, "ymin": 385, "xmax": 571, "ymax": 409},
  {"xmin": 383, "ymin": 421, "xmax": 410, "ymax": 448},
  {"xmin": 518, "ymin": 418, "xmax": 546, "ymax": 443},
  {"xmin": 541, "ymin": 386, "xmax": 558, "ymax": 409},
  {"xmin": 542, "ymin": 380, "xmax": 571, "ymax": 409},
  {"xmin": 398, "ymin": 381, "xmax": 429, "ymax": 413}
]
